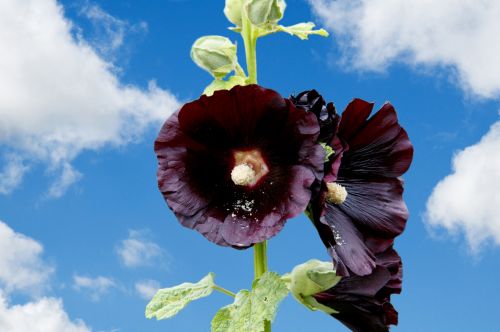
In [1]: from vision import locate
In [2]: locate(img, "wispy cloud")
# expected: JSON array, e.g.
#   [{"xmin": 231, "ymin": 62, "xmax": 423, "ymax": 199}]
[
  {"xmin": 0, "ymin": 0, "xmax": 179, "ymax": 197},
  {"xmin": 78, "ymin": 3, "xmax": 148, "ymax": 59},
  {"xmin": 310, "ymin": 0, "xmax": 500, "ymax": 99},
  {"xmin": 73, "ymin": 275, "xmax": 117, "ymax": 302},
  {"xmin": 135, "ymin": 279, "xmax": 160, "ymax": 300},
  {"xmin": 116, "ymin": 229, "xmax": 169, "ymax": 269},
  {"xmin": 425, "ymin": 121, "xmax": 500, "ymax": 252},
  {"xmin": 0, "ymin": 155, "xmax": 29, "ymax": 195}
]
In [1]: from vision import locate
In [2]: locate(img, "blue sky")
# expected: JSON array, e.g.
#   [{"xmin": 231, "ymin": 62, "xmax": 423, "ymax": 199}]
[{"xmin": 0, "ymin": 0, "xmax": 499, "ymax": 331}]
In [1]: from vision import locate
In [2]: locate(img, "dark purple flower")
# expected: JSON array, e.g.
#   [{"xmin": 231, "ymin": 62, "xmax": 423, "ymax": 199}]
[
  {"xmin": 154, "ymin": 85, "xmax": 324, "ymax": 248},
  {"xmin": 290, "ymin": 90, "xmax": 339, "ymax": 144},
  {"xmin": 295, "ymin": 95, "xmax": 413, "ymax": 276},
  {"xmin": 313, "ymin": 247, "xmax": 402, "ymax": 332}
]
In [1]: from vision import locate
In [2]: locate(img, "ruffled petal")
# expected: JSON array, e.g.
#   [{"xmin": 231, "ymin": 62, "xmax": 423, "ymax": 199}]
[
  {"xmin": 320, "ymin": 204, "xmax": 376, "ymax": 276},
  {"xmin": 339, "ymin": 103, "xmax": 414, "ymax": 178},
  {"xmin": 337, "ymin": 177, "xmax": 409, "ymax": 238},
  {"xmin": 338, "ymin": 98, "xmax": 374, "ymax": 141}
]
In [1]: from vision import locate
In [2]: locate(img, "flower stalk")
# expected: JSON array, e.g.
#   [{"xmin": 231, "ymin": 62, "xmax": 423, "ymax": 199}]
[
  {"xmin": 254, "ymin": 241, "xmax": 271, "ymax": 331},
  {"xmin": 253, "ymin": 241, "xmax": 268, "ymax": 278},
  {"xmin": 242, "ymin": 11, "xmax": 257, "ymax": 84},
  {"xmin": 149, "ymin": 1, "xmax": 339, "ymax": 331},
  {"xmin": 242, "ymin": 9, "xmax": 271, "ymax": 331}
]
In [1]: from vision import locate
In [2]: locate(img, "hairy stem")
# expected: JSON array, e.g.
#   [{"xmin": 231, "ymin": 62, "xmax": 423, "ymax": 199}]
[
  {"xmin": 253, "ymin": 241, "xmax": 268, "ymax": 278},
  {"xmin": 254, "ymin": 241, "xmax": 270, "ymax": 332},
  {"xmin": 242, "ymin": 14, "xmax": 257, "ymax": 84}
]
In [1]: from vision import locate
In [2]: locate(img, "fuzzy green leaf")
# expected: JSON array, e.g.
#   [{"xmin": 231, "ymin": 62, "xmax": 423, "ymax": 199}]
[
  {"xmin": 211, "ymin": 306, "xmax": 233, "ymax": 331},
  {"xmin": 211, "ymin": 271, "xmax": 289, "ymax": 332},
  {"xmin": 146, "ymin": 273, "xmax": 215, "ymax": 320},
  {"xmin": 277, "ymin": 22, "xmax": 329, "ymax": 40}
]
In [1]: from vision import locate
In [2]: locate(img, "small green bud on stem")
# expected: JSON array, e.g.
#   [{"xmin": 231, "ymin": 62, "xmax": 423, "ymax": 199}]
[
  {"xmin": 191, "ymin": 36, "xmax": 238, "ymax": 79},
  {"xmin": 288, "ymin": 259, "xmax": 341, "ymax": 314},
  {"xmin": 224, "ymin": 0, "xmax": 244, "ymax": 27},
  {"xmin": 245, "ymin": 0, "xmax": 286, "ymax": 29}
]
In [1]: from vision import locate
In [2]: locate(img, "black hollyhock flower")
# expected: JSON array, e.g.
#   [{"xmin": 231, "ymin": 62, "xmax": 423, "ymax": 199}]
[
  {"xmin": 290, "ymin": 90, "xmax": 339, "ymax": 144},
  {"xmin": 313, "ymin": 247, "xmax": 402, "ymax": 332},
  {"xmin": 154, "ymin": 85, "xmax": 324, "ymax": 248},
  {"xmin": 305, "ymin": 97, "xmax": 414, "ymax": 276}
]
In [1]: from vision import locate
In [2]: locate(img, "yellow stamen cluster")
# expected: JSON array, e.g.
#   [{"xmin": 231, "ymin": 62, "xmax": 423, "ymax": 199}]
[
  {"xmin": 325, "ymin": 182, "xmax": 347, "ymax": 205},
  {"xmin": 231, "ymin": 163, "xmax": 256, "ymax": 186}
]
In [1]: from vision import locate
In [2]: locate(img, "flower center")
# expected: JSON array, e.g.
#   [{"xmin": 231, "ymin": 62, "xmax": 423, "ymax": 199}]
[
  {"xmin": 231, "ymin": 149, "xmax": 269, "ymax": 187},
  {"xmin": 325, "ymin": 182, "xmax": 347, "ymax": 204}
]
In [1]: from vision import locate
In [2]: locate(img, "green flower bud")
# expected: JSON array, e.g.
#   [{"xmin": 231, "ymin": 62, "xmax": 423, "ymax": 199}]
[
  {"xmin": 190, "ymin": 36, "xmax": 238, "ymax": 79},
  {"xmin": 245, "ymin": 0, "xmax": 286, "ymax": 29},
  {"xmin": 224, "ymin": 0, "xmax": 244, "ymax": 27},
  {"xmin": 289, "ymin": 259, "xmax": 341, "ymax": 313}
]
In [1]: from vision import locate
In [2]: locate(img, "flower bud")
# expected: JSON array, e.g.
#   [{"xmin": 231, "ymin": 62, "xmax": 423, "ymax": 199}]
[
  {"xmin": 245, "ymin": 0, "xmax": 286, "ymax": 28},
  {"xmin": 289, "ymin": 259, "xmax": 341, "ymax": 313},
  {"xmin": 190, "ymin": 36, "xmax": 238, "ymax": 79},
  {"xmin": 224, "ymin": 0, "xmax": 244, "ymax": 27}
]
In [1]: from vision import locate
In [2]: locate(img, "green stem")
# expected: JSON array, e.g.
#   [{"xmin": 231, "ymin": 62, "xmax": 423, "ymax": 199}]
[
  {"xmin": 253, "ymin": 241, "xmax": 268, "ymax": 278},
  {"xmin": 254, "ymin": 241, "xmax": 270, "ymax": 332},
  {"xmin": 213, "ymin": 285, "xmax": 236, "ymax": 298},
  {"xmin": 242, "ymin": 15, "xmax": 257, "ymax": 84}
]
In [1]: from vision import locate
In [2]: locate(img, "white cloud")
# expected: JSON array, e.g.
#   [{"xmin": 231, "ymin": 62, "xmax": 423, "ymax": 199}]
[
  {"xmin": 0, "ymin": 0, "xmax": 180, "ymax": 196},
  {"xmin": 79, "ymin": 3, "xmax": 148, "ymax": 58},
  {"xmin": 0, "ymin": 221, "xmax": 54, "ymax": 295},
  {"xmin": 0, "ymin": 221, "xmax": 92, "ymax": 331},
  {"xmin": 73, "ymin": 275, "xmax": 117, "ymax": 302},
  {"xmin": 310, "ymin": 0, "xmax": 500, "ymax": 99},
  {"xmin": 47, "ymin": 163, "xmax": 83, "ymax": 198},
  {"xmin": 426, "ymin": 121, "xmax": 500, "ymax": 252},
  {"xmin": 0, "ymin": 293, "xmax": 91, "ymax": 332},
  {"xmin": 134, "ymin": 280, "xmax": 160, "ymax": 300},
  {"xmin": 0, "ymin": 155, "xmax": 29, "ymax": 194},
  {"xmin": 116, "ymin": 230, "xmax": 168, "ymax": 268}
]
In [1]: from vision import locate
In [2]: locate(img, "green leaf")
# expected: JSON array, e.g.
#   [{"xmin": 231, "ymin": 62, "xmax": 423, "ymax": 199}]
[
  {"xmin": 277, "ymin": 22, "xmax": 329, "ymax": 40},
  {"xmin": 211, "ymin": 306, "xmax": 233, "ymax": 331},
  {"xmin": 146, "ymin": 273, "xmax": 215, "ymax": 320},
  {"xmin": 211, "ymin": 272, "xmax": 289, "ymax": 332},
  {"xmin": 203, "ymin": 75, "xmax": 246, "ymax": 96}
]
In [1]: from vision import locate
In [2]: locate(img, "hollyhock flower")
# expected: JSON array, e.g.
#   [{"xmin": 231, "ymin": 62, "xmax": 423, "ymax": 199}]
[
  {"xmin": 313, "ymin": 248, "xmax": 402, "ymax": 332},
  {"xmin": 290, "ymin": 89, "xmax": 339, "ymax": 144},
  {"xmin": 292, "ymin": 93, "xmax": 413, "ymax": 276},
  {"xmin": 154, "ymin": 84, "xmax": 324, "ymax": 248}
]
